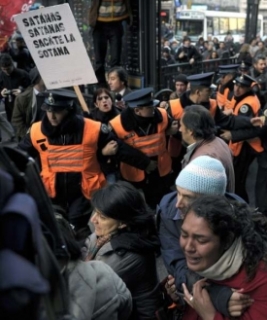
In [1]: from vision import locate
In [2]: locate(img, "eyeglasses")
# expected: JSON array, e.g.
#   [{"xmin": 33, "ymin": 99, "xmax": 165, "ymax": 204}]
[{"xmin": 97, "ymin": 95, "xmax": 110, "ymax": 101}]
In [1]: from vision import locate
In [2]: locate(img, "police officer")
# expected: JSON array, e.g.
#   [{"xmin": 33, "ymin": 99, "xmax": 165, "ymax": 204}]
[
  {"xmin": 109, "ymin": 87, "xmax": 178, "ymax": 209},
  {"xmin": 219, "ymin": 74, "xmax": 263, "ymax": 202},
  {"xmin": 161, "ymin": 72, "xmax": 256, "ymax": 133},
  {"xmin": 18, "ymin": 89, "xmax": 151, "ymax": 235},
  {"xmin": 216, "ymin": 64, "xmax": 239, "ymax": 109}
]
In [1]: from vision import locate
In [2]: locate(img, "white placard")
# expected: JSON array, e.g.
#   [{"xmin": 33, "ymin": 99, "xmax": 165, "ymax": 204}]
[{"xmin": 14, "ymin": 4, "xmax": 97, "ymax": 89}]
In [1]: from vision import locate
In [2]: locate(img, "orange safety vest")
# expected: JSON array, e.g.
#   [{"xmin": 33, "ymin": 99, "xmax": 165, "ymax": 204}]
[
  {"xmin": 225, "ymin": 84, "xmax": 258, "ymax": 110},
  {"xmin": 30, "ymin": 119, "xmax": 106, "ymax": 199},
  {"xmin": 229, "ymin": 95, "xmax": 264, "ymax": 157},
  {"xmin": 169, "ymin": 98, "xmax": 217, "ymax": 120},
  {"xmin": 109, "ymin": 108, "xmax": 172, "ymax": 182},
  {"xmin": 167, "ymin": 98, "xmax": 217, "ymax": 157},
  {"xmin": 217, "ymin": 87, "xmax": 229, "ymax": 108}
]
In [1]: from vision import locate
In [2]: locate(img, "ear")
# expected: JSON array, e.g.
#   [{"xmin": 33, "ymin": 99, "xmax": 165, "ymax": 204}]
[{"xmin": 134, "ymin": 108, "xmax": 140, "ymax": 115}]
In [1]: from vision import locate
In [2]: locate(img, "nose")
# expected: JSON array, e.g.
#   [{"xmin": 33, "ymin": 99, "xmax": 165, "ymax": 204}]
[
  {"xmin": 90, "ymin": 212, "xmax": 98, "ymax": 224},
  {"xmin": 184, "ymin": 238, "xmax": 196, "ymax": 252},
  {"xmin": 175, "ymin": 195, "xmax": 183, "ymax": 209}
]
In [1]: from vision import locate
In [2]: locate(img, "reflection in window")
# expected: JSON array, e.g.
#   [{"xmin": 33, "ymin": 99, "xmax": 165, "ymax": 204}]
[{"xmin": 175, "ymin": 20, "xmax": 203, "ymax": 42}]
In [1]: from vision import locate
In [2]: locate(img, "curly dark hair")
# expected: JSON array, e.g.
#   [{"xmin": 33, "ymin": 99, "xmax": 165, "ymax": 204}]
[{"xmin": 184, "ymin": 195, "xmax": 267, "ymax": 280}]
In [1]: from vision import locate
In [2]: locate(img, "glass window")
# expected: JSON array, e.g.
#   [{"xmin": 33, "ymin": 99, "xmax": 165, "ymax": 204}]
[
  {"xmin": 207, "ymin": 17, "xmax": 213, "ymax": 35},
  {"xmin": 229, "ymin": 18, "xmax": 237, "ymax": 34},
  {"xmin": 213, "ymin": 17, "xmax": 219, "ymax": 36},
  {"xmin": 175, "ymin": 20, "xmax": 203, "ymax": 42},
  {"xmin": 219, "ymin": 18, "xmax": 229, "ymax": 35},
  {"xmin": 237, "ymin": 18, "xmax": 246, "ymax": 34}
]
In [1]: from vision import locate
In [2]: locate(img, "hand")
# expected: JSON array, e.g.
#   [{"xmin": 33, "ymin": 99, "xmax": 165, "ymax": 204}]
[
  {"xmin": 145, "ymin": 160, "xmax": 157, "ymax": 174},
  {"xmin": 179, "ymin": 51, "xmax": 185, "ymax": 58},
  {"xmin": 251, "ymin": 116, "xmax": 266, "ymax": 127},
  {"xmin": 189, "ymin": 58, "xmax": 195, "ymax": 64},
  {"xmin": 159, "ymin": 101, "xmax": 167, "ymax": 109},
  {"xmin": 228, "ymin": 288, "xmax": 254, "ymax": 317},
  {"xmin": 12, "ymin": 88, "xmax": 22, "ymax": 96},
  {"xmin": 220, "ymin": 130, "xmax": 232, "ymax": 141},
  {"xmin": 223, "ymin": 108, "xmax": 233, "ymax": 115},
  {"xmin": 115, "ymin": 100, "xmax": 126, "ymax": 110},
  {"xmin": 182, "ymin": 279, "xmax": 216, "ymax": 320},
  {"xmin": 1, "ymin": 88, "xmax": 8, "ymax": 97},
  {"xmin": 165, "ymin": 275, "xmax": 180, "ymax": 302},
  {"xmin": 102, "ymin": 140, "xmax": 118, "ymax": 156},
  {"xmin": 167, "ymin": 120, "xmax": 179, "ymax": 135}
]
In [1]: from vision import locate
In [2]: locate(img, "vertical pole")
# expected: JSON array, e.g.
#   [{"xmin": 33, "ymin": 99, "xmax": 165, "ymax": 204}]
[
  {"xmin": 245, "ymin": 0, "xmax": 260, "ymax": 43},
  {"xmin": 139, "ymin": 0, "xmax": 157, "ymax": 87}
]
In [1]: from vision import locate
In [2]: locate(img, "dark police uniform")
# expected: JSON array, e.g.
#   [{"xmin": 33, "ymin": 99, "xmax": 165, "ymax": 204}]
[
  {"xmin": 227, "ymin": 75, "xmax": 264, "ymax": 201},
  {"xmin": 216, "ymin": 64, "xmax": 239, "ymax": 109},
  {"xmin": 109, "ymin": 87, "xmax": 174, "ymax": 209}
]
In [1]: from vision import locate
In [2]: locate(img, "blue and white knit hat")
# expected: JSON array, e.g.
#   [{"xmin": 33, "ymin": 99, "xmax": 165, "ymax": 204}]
[{"xmin": 176, "ymin": 156, "xmax": 226, "ymax": 195}]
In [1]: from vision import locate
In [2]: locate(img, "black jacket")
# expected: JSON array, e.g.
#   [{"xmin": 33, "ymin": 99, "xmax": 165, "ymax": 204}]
[
  {"xmin": 85, "ymin": 231, "xmax": 162, "ymax": 319},
  {"xmin": 86, "ymin": 106, "xmax": 120, "ymax": 175},
  {"xmin": 175, "ymin": 45, "xmax": 201, "ymax": 63},
  {"xmin": 0, "ymin": 68, "xmax": 30, "ymax": 115}
]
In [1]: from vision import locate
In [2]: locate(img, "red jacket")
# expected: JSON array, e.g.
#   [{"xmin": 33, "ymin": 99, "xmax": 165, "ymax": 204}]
[{"xmin": 183, "ymin": 261, "xmax": 267, "ymax": 320}]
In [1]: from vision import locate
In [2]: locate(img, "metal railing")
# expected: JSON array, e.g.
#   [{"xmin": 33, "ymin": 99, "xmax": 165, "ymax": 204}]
[{"xmin": 160, "ymin": 57, "xmax": 239, "ymax": 90}]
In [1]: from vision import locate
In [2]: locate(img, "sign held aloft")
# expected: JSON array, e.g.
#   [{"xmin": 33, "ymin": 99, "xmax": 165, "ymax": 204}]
[{"xmin": 14, "ymin": 4, "xmax": 97, "ymax": 90}]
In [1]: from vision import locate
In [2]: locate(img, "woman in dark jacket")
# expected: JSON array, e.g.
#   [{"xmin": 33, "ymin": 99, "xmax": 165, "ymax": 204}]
[
  {"xmin": 89, "ymin": 87, "xmax": 120, "ymax": 123},
  {"xmin": 83, "ymin": 181, "xmax": 162, "ymax": 320},
  {"xmin": 87, "ymin": 88, "xmax": 120, "ymax": 183}
]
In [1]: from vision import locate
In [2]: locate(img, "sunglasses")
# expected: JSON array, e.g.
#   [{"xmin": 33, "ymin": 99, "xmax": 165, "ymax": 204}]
[{"xmin": 97, "ymin": 95, "xmax": 110, "ymax": 101}]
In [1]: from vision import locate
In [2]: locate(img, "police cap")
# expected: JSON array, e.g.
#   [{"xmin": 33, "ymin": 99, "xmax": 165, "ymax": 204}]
[
  {"xmin": 234, "ymin": 74, "xmax": 256, "ymax": 87},
  {"xmin": 41, "ymin": 89, "xmax": 77, "ymax": 112},
  {"xmin": 218, "ymin": 64, "xmax": 239, "ymax": 75},
  {"xmin": 187, "ymin": 72, "xmax": 214, "ymax": 87},
  {"xmin": 124, "ymin": 87, "xmax": 159, "ymax": 108}
]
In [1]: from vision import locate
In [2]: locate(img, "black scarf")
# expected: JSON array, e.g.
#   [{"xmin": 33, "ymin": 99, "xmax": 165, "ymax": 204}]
[
  {"xmin": 41, "ymin": 112, "xmax": 82, "ymax": 138},
  {"xmin": 90, "ymin": 106, "xmax": 119, "ymax": 124},
  {"xmin": 179, "ymin": 91, "xmax": 211, "ymax": 110}
]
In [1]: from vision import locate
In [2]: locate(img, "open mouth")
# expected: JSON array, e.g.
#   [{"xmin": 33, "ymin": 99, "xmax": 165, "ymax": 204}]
[{"xmin": 185, "ymin": 255, "xmax": 201, "ymax": 265}]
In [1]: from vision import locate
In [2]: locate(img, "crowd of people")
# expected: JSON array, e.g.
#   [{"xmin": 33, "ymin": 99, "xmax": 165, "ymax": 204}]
[
  {"xmin": 1, "ymin": 4, "xmax": 267, "ymax": 319},
  {"xmin": 161, "ymin": 30, "xmax": 267, "ymax": 66}
]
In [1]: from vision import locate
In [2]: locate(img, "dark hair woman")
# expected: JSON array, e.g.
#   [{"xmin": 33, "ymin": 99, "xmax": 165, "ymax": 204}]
[
  {"xmin": 180, "ymin": 195, "xmax": 267, "ymax": 320},
  {"xmin": 91, "ymin": 87, "xmax": 120, "ymax": 123},
  {"xmin": 56, "ymin": 214, "xmax": 132, "ymax": 320},
  {"xmin": 83, "ymin": 181, "xmax": 162, "ymax": 320},
  {"xmin": 88, "ymin": 87, "xmax": 120, "ymax": 183}
]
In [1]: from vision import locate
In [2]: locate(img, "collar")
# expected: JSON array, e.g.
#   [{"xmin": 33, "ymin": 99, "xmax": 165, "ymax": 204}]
[
  {"xmin": 234, "ymin": 90, "xmax": 254, "ymax": 104},
  {"xmin": 119, "ymin": 88, "xmax": 126, "ymax": 96},
  {"xmin": 187, "ymin": 142, "xmax": 196, "ymax": 152},
  {"xmin": 33, "ymin": 87, "xmax": 40, "ymax": 95}
]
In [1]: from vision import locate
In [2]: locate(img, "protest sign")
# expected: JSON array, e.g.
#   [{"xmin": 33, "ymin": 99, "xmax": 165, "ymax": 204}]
[{"xmin": 13, "ymin": 4, "xmax": 97, "ymax": 90}]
